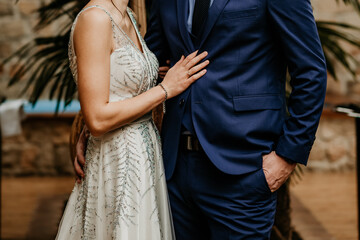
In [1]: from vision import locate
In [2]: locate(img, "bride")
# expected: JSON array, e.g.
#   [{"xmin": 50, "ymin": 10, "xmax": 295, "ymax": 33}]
[{"xmin": 55, "ymin": 0, "xmax": 209, "ymax": 239}]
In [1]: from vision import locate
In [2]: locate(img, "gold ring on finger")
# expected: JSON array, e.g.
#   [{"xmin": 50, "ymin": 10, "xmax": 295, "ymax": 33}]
[{"xmin": 187, "ymin": 71, "xmax": 191, "ymax": 78}]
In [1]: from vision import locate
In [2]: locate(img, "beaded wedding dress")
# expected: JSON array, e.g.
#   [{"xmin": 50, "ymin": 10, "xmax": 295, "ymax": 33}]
[{"xmin": 56, "ymin": 5, "xmax": 174, "ymax": 240}]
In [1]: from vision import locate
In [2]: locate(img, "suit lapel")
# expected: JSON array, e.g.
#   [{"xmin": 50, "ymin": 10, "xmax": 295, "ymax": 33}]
[
  {"xmin": 199, "ymin": 0, "xmax": 230, "ymax": 48},
  {"xmin": 177, "ymin": 0, "xmax": 195, "ymax": 53}
]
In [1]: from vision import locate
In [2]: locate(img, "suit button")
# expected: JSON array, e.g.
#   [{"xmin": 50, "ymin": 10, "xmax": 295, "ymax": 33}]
[{"xmin": 179, "ymin": 99, "xmax": 185, "ymax": 106}]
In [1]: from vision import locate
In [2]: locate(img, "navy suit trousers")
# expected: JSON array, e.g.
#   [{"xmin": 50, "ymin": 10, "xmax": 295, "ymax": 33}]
[{"xmin": 167, "ymin": 148, "xmax": 277, "ymax": 240}]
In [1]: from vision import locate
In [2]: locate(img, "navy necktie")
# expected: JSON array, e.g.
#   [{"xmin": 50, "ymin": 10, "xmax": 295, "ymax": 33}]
[{"xmin": 192, "ymin": 0, "xmax": 210, "ymax": 38}]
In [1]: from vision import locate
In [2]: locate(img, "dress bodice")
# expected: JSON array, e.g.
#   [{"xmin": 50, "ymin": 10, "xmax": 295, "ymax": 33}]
[{"xmin": 68, "ymin": 5, "xmax": 159, "ymax": 102}]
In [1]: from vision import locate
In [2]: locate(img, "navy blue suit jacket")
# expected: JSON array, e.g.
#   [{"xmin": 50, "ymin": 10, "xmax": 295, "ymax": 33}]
[{"xmin": 145, "ymin": 0, "xmax": 327, "ymax": 180}]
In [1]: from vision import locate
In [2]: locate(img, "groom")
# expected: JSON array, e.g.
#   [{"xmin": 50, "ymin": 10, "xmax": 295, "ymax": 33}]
[
  {"xmin": 144, "ymin": 0, "xmax": 327, "ymax": 239},
  {"xmin": 75, "ymin": 0, "xmax": 327, "ymax": 238}
]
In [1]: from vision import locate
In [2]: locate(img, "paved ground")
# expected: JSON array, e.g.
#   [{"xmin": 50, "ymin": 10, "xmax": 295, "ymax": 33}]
[
  {"xmin": 1, "ymin": 171, "xmax": 358, "ymax": 239},
  {"xmin": 1, "ymin": 177, "xmax": 74, "ymax": 240},
  {"xmin": 291, "ymin": 171, "xmax": 358, "ymax": 240}
]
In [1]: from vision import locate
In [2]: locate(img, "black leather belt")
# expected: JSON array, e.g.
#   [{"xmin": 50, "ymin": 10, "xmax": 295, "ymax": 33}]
[{"xmin": 180, "ymin": 134, "xmax": 202, "ymax": 151}]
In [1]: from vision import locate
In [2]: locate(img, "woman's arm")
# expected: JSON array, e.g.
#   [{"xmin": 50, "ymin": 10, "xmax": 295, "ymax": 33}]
[{"xmin": 74, "ymin": 8, "xmax": 209, "ymax": 137}]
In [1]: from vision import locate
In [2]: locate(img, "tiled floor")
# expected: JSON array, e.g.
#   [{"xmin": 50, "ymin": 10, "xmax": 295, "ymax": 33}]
[{"xmin": 1, "ymin": 171, "xmax": 358, "ymax": 240}]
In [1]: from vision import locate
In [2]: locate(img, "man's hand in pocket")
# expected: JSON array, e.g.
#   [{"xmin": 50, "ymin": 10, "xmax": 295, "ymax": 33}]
[{"xmin": 262, "ymin": 151, "xmax": 296, "ymax": 192}]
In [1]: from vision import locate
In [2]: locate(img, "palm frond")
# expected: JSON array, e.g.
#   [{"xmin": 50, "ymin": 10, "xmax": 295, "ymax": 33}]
[
  {"xmin": 35, "ymin": 0, "xmax": 87, "ymax": 32},
  {"xmin": 5, "ymin": 33, "xmax": 77, "ymax": 112},
  {"xmin": 5, "ymin": 0, "xmax": 85, "ymax": 112},
  {"xmin": 317, "ymin": 21, "xmax": 360, "ymax": 80},
  {"xmin": 336, "ymin": 0, "xmax": 360, "ymax": 13}
]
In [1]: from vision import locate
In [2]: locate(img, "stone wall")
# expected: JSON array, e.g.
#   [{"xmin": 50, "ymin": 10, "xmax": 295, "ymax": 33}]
[
  {"xmin": 0, "ymin": 0, "xmax": 49, "ymax": 99},
  {"xmin": 308, "ymin": 113, "xmax": 356, "ymax": 171},
  {"xmin": 312, "ymin": 0, "xmax": 360, "ymax": 97},
  {"xmin": 2, "ymin": 117, "xmax": 74, "ymax": 176},
  {"xmin": 308, "ymin": 0, "xmax": 360, "ymax": 171}
]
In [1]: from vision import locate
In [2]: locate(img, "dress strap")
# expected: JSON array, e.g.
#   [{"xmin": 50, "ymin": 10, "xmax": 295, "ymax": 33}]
[{"xmin": 126, "ymin": 8, "xmax": 138, "ymax": 32}]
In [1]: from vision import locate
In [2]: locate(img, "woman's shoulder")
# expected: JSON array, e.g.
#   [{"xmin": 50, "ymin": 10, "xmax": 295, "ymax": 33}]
[
  {"xmin": 72, "ymin": 5, "xmax": 113, "ymax": 51},
  {"xmin": 76, "ymin": 5, "xmax": 112, "ymax": 28}
]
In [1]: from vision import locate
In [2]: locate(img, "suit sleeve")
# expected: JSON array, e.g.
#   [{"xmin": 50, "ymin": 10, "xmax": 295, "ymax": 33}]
[
  {"xmin": 268, "ymin": 0, "xmax": 327, "ymax": 165},
  {"xmin": 145, "ymin": 0, "xmax": 171, "ymax": 68}
]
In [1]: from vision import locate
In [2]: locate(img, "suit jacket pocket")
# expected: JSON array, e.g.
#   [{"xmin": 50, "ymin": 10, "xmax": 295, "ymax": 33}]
[
  {"xmin": 222, "ymin": 8, "xmax": 258, "ymax": 20},
  {"xmin": 233, "ymin": 94, "xmax": 283, "ymax": 112}
]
